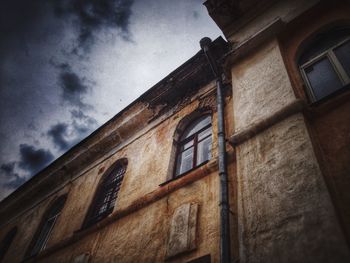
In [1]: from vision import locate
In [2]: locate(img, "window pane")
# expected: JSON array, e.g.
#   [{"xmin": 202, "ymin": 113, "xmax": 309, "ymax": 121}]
[
  {"xmin": 299, "ymin": 29, "xmax": 350, "ymax": 65},
  {"xmin": 89, "ymin": 164, "xmax": 126, "ymax": 222},
  {"xmin": 334, "ymin": 40, "xmax": 350, "ymax": 76},
  {"xmin": 181, "ymin": 115, "xmax": 211, "ymax": 139},
  {"xmin": 197, "ymin": 136, "xmax": 212, "ymax": 165},
  {"xmin": 198, "ymin": 127, "xmax": 211, "ymax": 141},
  {"xmin": 181, "ymin": 139, "xmax": 194, "ymax": 151},
  {"xmin": 304, "ymin": 57, "xmax": 343, "ymax": 100},
  {"xmin": 176, "ymin": 148, "xmax": 194, "ymax": 175},
  {"xmin": 31, "ymin": 218, "xmax": 56, "ymax": 256},
  {"xmin": 29, "ymin": 196, "xmax": 66, "ymax": 257}
]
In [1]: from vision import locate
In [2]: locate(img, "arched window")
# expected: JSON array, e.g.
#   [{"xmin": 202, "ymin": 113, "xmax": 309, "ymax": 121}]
[
  {"xmin": 27, "ymin": 195, "xmax": 66, "ymax": 257},
  {"xmin": 83, "ymin": 159, "xmax": 127, "ymax": 228},
  {"xmin": 299, "ymin": 28, "xmax": 350, "ymax": 102},
  {"xmin": 175, "ymin": 115, "xmax": 212, "ymax": 177},
  {"xmin": 0, "ymin": 227, "xmax": 17, "ymax": 261}
]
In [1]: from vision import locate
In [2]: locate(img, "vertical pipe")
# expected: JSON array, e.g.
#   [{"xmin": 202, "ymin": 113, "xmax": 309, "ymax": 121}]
[
  {"xmin": 200, "ymin": 37, "xmax": 231, "ymax": 263},
  {"xmin": 216, "ymin": 76, "xmax": 231, "ymax": 263}
]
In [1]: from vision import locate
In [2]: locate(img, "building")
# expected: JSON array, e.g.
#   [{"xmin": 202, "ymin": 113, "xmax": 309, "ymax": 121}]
[{"xmin": 0, "ymin": 0, "xmax": 350, "ymax": 262}]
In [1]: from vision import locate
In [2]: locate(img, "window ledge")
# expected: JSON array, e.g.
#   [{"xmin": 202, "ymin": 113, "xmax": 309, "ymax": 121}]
[
  {"xmin": 159, "ymin": 160, "xmax": 210, "ymax": 187},
  {"xmin": 309, "ymin": 84, "xmax": 350, "ymax": 106},
  {"xmin": 305, "ymin": 85, "xmax": 350, "ymax": 117}
]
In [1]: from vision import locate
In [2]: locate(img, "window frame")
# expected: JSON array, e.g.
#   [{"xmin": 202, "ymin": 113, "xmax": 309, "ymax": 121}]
[
  {"xmin": 299, "ymin": 37, "xmax": 350, "ymax": 102},
  {"xmin": 83, "ymin": 159, "xmax": 127, "ymax": 228},
  {"xmin": 174, "ymin": 115, "xmax": 212, "ymax": 178},
  {"xmin": 25, "ymin": 195, "xmax": 67, "ymax": 259}
]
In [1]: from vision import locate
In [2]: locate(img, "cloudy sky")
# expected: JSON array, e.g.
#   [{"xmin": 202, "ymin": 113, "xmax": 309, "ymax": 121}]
[{"xmin": 0, "ymin": 0, "xmax": 222, "ymax": 200}]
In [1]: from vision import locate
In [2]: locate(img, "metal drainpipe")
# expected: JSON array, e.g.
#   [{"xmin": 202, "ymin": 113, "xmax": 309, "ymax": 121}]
[{"xmin": 200, "ymin": 37, "xmax": 231, "ymax": 263}]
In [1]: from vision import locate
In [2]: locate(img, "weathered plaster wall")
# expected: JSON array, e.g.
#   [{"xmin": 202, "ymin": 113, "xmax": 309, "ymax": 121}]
[
  {"xmin": 0, "ymin": 187, "xmax": 70, "ymax": 262},
  {"xmin": 236, "ymin": 114, "xmax": 349, "ymax": 262},
  {"xmin": 0, "ymin": 83, "xmax": 235, "ymax": 263},
  {"xmin": 60, "ymin": 92, "xmax": 217, "ymax": 236},
  {"xmin": 231, "ymin": 39, "xmax": 350, "ymax": 262},
  {"xmin": 34, "ymin": 171, "xmax": 220, "ymax": 263},
  {"xmin": 231, "ymin": 39, "xmax": 295, "ymax": 131}
]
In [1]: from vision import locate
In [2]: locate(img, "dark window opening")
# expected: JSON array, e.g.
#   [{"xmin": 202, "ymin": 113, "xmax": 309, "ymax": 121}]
[
  {"xmin": 299, "ymin": 28, "xmax": 350, "ymax": 102},
  {"xmin": 83, "ymin": 159, "xmax": 127, "ymax": 228},
  {"xmin": 27, "ymin": 195, "xmax": 66, "ymax": 258},
  {"xmin": 175, "ymin": 115, "xmax": 212, "ymax": 177}
]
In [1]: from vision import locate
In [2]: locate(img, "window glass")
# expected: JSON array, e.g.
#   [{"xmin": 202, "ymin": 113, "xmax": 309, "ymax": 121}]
[
  {"xmin": 181, "ymin": 140, "xmax": 194, "ymax": 151},
  {"xmin": 334, "ymin": 40, "xmax": 350, "ymax": 75},
  {"xmin": 175, "ymin": 115, "xmax": 212, "ymax": 177},
  {"xmin": 176, "ymin": 148, "xmax": 194, "ymax": 175},
  {"xmin": 29, "ymin": 196, "xmax": 66, "ymax": 257},
  {"xmin": 304, "ymin": 57, "xmax": 343, "ymax": 100},
  {"xmin": 84, "ymin": 160, "xmax": 127, "ymax": 227},
  {"xmin": 299, "ymin": 31, "xmax": 349, "ymax": 65},
  {"xmin": 181, "ymin": 115, "xmax": 211, "ymax": 140},
  {"xmin": 299, "ymin": 29, "xmax": 350, "ymax": 102},
  {"xmin": 198, "ymin": 127, "xmax": 211, "ymax": 141},
  {"xmin": 197, "ymin": 136, "xmax": 212, "ymax": 165},
  {"xmin": 31, "ymin": 218, "xmax": 56, "ymax": 256}
]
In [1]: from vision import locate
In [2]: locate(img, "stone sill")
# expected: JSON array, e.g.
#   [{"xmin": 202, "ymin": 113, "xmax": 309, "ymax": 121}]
[{"xmin": 159, "ymin": 160, "xmax": 210, "ymax": 187}]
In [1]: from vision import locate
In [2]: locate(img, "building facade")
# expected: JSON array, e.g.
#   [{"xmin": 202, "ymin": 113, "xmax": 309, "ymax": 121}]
[{"xmin": 0, "ymin": 0, "xmax": 350, "ymax": 262}]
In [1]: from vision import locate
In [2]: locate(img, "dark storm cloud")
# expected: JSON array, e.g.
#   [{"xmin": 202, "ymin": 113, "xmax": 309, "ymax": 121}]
[
  {"xmin": 4, "ymin": 176, "xmax": 26, "ymax": 189},
  {"xmin": 0, "ymin": 144, "xmax": 54, "ymax": 191},
  {"xmin": 0, "ymin": 0, "xmax": 56, "ymax": 93},
  {"xmin": 47, "ymin": 123, "xmax": 71, "ymax": 151},
  {"xmin": 60, "ymin": 71, "xmax": 88, "ymax": 106},
  {"xmin": 1, "ymin": 0, "xmax": 134, "ymax": 45},
  {"xmin": 57, "ymin": 64, "xmax": 92, "ymax": 109},
  {"xmin": 0, "ymin": 0, "xmax": 46, "ymax": 36},
  {"xmin": 18, "ymin": 144, "xmax": 54, "ymax": 175},
  {"xmin": 54, "ymin": 0, "xmax": 134, "ymax": 50},
  {"xmin": 0, "ymin": 162, "xmax": 26, "ymax": 188},
  {"xmin": 47, "ymin": 110, "xmax": 98, "ymax": 151},
  {"xmin": 0, "ymin": 162, "xmax": 17, "ymax": 176},
  {"xmin": 71, "ymin": 109, "xmax": 98, "ymax": 134}
]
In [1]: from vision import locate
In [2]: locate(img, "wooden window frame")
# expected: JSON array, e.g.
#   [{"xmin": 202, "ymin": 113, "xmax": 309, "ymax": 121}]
[
  {"xmin": 174, "ymin": 115, "xmax": 212, "ymax": 177},
  {"xmin": 25, "ymin": 195, "xmax": 67, "ymax": 259}
]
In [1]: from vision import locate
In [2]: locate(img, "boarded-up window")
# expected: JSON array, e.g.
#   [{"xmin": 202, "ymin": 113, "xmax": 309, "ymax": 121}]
[{"xmin": 165, "ymin": 203, "xmax": 199, "ymax": 259}]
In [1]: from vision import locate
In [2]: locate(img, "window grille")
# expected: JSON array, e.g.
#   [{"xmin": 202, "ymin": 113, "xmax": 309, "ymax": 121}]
[
  {"xmin": 27, "ymin": 195, "xmax": 66, "ymax": 257},
  {"xmin": 84, "ymin": 160, "xmax": 127, "ymax": 227}
]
